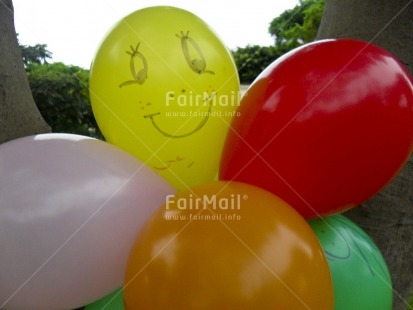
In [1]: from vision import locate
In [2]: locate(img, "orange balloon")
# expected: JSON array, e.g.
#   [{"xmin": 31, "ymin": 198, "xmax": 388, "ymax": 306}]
[{"xmin": 124, "ymin": 181, "xmax": 333, "ymax": 309}]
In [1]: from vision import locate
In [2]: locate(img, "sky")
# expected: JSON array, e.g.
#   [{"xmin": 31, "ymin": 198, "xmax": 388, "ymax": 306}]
[{"xmin": 13, "ymin": 0, "xmax": 298, "ymax": 69}]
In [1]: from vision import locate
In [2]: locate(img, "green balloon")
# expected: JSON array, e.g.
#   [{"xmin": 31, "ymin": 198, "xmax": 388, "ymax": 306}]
[
  {"xmin": 309, "ymin": 214, "xmax": 392, "ymax": 310},
  {"xmin": 84, "ymin": 288, "xmax": 124, "ymax": 310}
]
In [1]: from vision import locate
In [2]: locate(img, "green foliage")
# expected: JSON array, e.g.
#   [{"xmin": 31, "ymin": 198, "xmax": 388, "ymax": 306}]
[
  {"xmin": 232, "ymin": 45, "xmax": 280, "ymax": 84},
  {"xmin": 18, "ymin": 40, "xmax": 102, "ymax": 138},
  {"xmin": 20, "ymin": 42, "xmax": 52, "ymax": 66},
  {"xmin": 26, "ymin": 62, "xmax": 102, "ymax": 139},
  {"xmin": 232, "ymin": 0, "xmax": 324, "ymax": 84},
  {"xmin": 269, "ymin": 0, "xmax": 325, "ymax": 52}
]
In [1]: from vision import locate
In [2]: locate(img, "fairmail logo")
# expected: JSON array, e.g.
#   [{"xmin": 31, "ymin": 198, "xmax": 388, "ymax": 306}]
[{"xmin": 165, "ymin": 193, "xmax": 247, "ymax": 210}]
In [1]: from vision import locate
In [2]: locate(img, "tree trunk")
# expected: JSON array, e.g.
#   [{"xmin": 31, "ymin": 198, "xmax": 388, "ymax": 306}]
[
  {"xmin": 317, "ymin": 1, "xmax": 413, "ymax": 309},
  {"xmin": 0, "ymin": 0, "xmax": 50, "ymax": 144},
  {"xmin": 1, "ymin": 3, "xmax": 86, "ymax": 310}
]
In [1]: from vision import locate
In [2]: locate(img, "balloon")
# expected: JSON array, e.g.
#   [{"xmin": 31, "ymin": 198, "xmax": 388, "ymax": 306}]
[
  {"xmin": 309, "ymin": 214, "xmax": 392, "ymax": 310},
  {"xmin": 90, "ymin": 6, "xmax": 240, "ymax": 190},
  {"xmin": 124, "ymin": 181, "xmax": 334, "ymax": 309},
  {"xmin": 85, "ymin": 288, "xmax": 124, "ymax": 310},
  {"xmin": 0, "ymin": 134, "xmax": 175, "ymax": 309},
  {"xmin": 220, "ymin": 39, "xmax": 413, "ymax": 218}
]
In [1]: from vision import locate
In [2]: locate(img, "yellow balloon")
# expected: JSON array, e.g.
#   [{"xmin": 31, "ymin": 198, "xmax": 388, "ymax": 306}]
[{"xmin": 90, "ymin": 6, "xmax": 240, "ymax": 190}]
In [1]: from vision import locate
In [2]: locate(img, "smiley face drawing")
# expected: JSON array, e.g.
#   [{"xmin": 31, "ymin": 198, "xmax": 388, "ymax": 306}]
[
  {"xmin": 308, "ymin": 215, "xmax": 392, "ymax": 309},
  {"xmin": 117, "ymin": 37, "xmax": 219, "ymax": 171},
  {"xmin": 119, "ymin": 39, "xmax": 216, "ymax": 139},
  {"xmin": 311, "ymin": 216, "xmax": 388, "ymax": 276},
  {"xmin": 89, "ymin": 6, "xmax": 240, "ymax": 189}
]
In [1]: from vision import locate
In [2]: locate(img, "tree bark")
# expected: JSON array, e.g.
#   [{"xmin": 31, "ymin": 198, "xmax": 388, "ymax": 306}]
[
  {"xmin": 0, "ymin": 0, "xmax": 50, "ymax": 144},
  {"xmin": 317, "ymin": 1, "xmax": 413, "ymax": 309}
]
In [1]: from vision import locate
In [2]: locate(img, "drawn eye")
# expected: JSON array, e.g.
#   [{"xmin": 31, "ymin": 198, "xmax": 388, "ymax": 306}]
[
  {"xmin": 176, "ymin": 31, "xmax": 214, "ymax": 75},
  {"xmin": 119, "ymin": 42, "xmax": 148, "ymax": 88}
]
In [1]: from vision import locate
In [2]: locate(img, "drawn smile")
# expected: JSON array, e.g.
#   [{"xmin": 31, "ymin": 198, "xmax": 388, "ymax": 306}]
[{"xmin": 144, "ymin": 94, "xmax": 214, "ymax": 138}]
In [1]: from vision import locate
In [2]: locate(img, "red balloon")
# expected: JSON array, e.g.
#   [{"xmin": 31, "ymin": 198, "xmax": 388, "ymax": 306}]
[{"xmin": 220, "ymin": 39, "xmax": 413, "ymax": 218}]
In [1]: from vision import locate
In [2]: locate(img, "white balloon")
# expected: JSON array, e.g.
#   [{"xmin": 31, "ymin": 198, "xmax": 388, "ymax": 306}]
[{"xmin": 0, "ymin": 134, "xmax": 175, "ymax": 309}]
